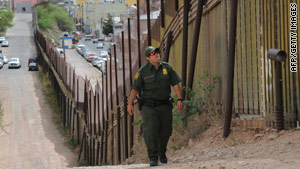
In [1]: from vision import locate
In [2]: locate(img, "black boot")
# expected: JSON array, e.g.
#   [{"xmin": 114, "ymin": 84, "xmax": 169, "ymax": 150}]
[
  {"xmin": 149, "ymin": 159, "xmax": 158, "ymax": 166},
  {"xmin": 159, "ymin": 154, "xmax": 168, "ymax": 163}
]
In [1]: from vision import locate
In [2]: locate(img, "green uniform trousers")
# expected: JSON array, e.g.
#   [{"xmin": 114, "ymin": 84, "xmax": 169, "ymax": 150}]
[{"xmin": 141, "ymin": 103, "xmax": 173, "ymax": 160}]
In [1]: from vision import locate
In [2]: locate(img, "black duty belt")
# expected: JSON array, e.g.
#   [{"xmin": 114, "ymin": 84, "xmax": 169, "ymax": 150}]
[{"xmin": 144, "ymin": 98, "xmax": 171, "ymax": 107}]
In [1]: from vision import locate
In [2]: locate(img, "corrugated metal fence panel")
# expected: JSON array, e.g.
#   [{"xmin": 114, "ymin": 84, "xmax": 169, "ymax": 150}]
[
  {"xmin": 233, "ymin": 0, "xmax": 300, "ymax": 125},
  {"xmin": 261, "ymin": 0, "xmax": 300, "ymax": 128},
  {"xmin": 233, "ymin": 0, "xmax": 262, "ymax": 115},
  {"xmin": 298, "ymin": 0, "xmax": 300, "ymax": 124}
]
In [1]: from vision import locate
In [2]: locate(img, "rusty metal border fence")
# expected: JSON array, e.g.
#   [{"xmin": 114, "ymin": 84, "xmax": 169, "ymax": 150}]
[
  {"xmin": 33, "ymin": 6, "xmax": 140, "ymax": 165},
  {"xmin": 149, "ymin": 0, "xmax": 300, "ymax": 129},
  {"xmin": 33, "ymin": 0, "xmax": 300, "ymax": 165}
]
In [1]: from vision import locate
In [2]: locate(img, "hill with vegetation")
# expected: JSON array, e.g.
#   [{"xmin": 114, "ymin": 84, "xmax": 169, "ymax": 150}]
[{"xmin": 36, "ymin": 3, "xmax": 75, "ymax": 45}]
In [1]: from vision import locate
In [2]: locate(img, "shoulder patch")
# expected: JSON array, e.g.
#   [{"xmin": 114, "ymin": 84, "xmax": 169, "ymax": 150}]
[
  {"xmin": 163, "ymin": 68, "xmax": 168, "ymax": 75},
  {"xmin": 135, "ymin": 72, "xmax": 140, "ymax": 80}
]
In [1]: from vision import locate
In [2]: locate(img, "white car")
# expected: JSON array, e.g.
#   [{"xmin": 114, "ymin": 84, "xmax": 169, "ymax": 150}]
[
  {"xmin": 56, "ymin": 48, "xmax": 64, "ymax": 58},
  {"xmin": 0, "ymin": 60, "xmax": 3, "ymax": 69},
  {"xmin": 8, "ymin": 58, "xmax": 21, "ymax": 69},
  {"xmin": 96, "ymin": 60, "xmax": 106, "ymax": 72},
  {"xmin": 0, "ymin": 37, "xmax": 5, "ymax": 43},
  {"xmin": 100, "ymin": 50, "xmax": 108, "ymax": 60},
  {"xmin": 76, "ymin": 44, "xmax": 85, "ymax": 53},
  {"xmin": 1, "ymin": 40, "xmax": 9, "ymax": 47},
  {"xmin": 0, "ymin": 55, "xmax": 8, "ymax": 64},
  {"xmin": 97, "ymin": 42, "xmax": 104, "ymax": 49}
]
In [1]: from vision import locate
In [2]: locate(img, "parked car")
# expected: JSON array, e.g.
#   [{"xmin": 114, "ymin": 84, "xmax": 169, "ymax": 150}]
[
  {"xmin": 92, "ymin": 38, "xmax": 98, "ymax": 43},
  {"xmin": 56, "ymin": 48, "xmax": 64, "ymax": 58},
  {"xmin": 8, "ymin": 58, "xmax": 21, "ymax": 69},
  {"xmin": 76, "ymin": 44, "xmax": 85, "ymax": 53},
  {"xmin": 92, "ymin": 57, "xmax": 103, "ymax": 67},
  {"xmin": 1, "ymin": 40, "xmax": 8, "ymax": 47},
  {"xmin": 63, "ymin": 32, "xmax": 69, "ymax": 37},
  {"xmin": 0, "ymin": 60, "xmax": 3, "ymax": 69},
  {"xmin": 28, "ymin": 56, "xmax": 37, "ymax": 65},
  {"xmin": 97, "ymin": 42, "xmax": 104, "ymax": 49},
  {"xmin": 0, "ymin": 55, "xmax": 8, "ymax": 64},
  {"xmin": 85, "ymin": 35, "xmax": 91, "ymax": 41},
  {"xmin": 100, "ymin": 50, "xmax": 108, "ymax": 60},
  {"xmin": 28, "ymin": 62, "xmax": 38, "ymax": 71},
  {"xmin": 96, "ymin": 61, "xmax": 106, "ymax": 73},
  {"xmin": 81, "ymin": 49, "xmax": 91, "ymax": 57},
  {"xmin": 0, "ymin": 37, "xmax": 5, "ymax": 43},
  {"xmin": 87, "ymin": 53, "xmax": 98, "ymax": 62}
]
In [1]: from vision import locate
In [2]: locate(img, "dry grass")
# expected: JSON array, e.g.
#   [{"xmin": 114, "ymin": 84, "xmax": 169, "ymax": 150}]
[
  {"xmin": 168, "ymin": 111, "xmax": 224, "ymax": 154},
  {"xmin": 41, "ymin": 22, "xmax": 62, "ymax": 46}
]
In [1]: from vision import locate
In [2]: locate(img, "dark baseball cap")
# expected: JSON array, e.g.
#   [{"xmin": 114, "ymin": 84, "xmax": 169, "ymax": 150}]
[{"xmin": 144, "ymin": 46, "xmax": 159, "ymax": 57}]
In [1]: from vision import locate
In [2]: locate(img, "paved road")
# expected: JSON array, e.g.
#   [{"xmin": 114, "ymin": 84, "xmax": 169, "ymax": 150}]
[
  {"xmin": 0, "ymin": 13, "xmax": 76, "ymax": 168},
  {"xmin": 78, "ymin": 38, "xmax": 110, "ymax": 55}
]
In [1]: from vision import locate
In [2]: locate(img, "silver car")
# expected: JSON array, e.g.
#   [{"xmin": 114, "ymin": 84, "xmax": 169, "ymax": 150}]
[
  {"xmin": 92, "ymin": 57, "xmax": 103, "ymax": 67},
  {"xmin": 8, "ymin": 58, "xmax": 21, "ymax": 69},
  {"xmin": 1, "ymin": 40, "xmax": 8, "ymax": 47}
]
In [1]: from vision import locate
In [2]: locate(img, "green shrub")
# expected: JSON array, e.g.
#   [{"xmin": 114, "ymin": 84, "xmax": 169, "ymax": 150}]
[
  {"xmin": 36, "ymin": 4, "xmax": 75, "ymax": 32},
  {"xmin": 173, "ymin": 69, "xmax": 220, "ymax": 126}
]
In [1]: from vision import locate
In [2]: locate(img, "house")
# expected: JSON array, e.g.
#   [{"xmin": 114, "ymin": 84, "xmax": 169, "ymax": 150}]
[{"xmin": 82, "ymin": 1, "xmax": 127, "ymax": 36}]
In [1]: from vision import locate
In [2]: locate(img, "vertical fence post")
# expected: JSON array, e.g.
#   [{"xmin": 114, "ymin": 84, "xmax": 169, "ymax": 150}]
[
  {"xmin": 89, "ymin": 89, "xmax": 92, "ymax": 166},
  {"xmin": 113, "ymin": 44, "xmax": 121, "ymax": 163},
  {"xmin": 187, "ymin": 0, "xmax": 205, "ymax": 93},
  {"xmin": 137, "ymin": 0, "xmax": 142, "ymax": 67},
  {"xmin": 109, "ymin": 53, "xmax": 114, "ymax": 164},
  {"xmin": 161, "ymin": 0, "xmax": 165, "ymax": 28},
  {"xmin": 96, "ymin": 83, "xmax": 100, "ymax": 165},
  {"xmin": 181, "ymin": 0, "xmax": 190, "ymax": 98},
  {"xmin": 128, "ymin": 18, "xmax": 134, "ymax": 150},
  {"xmin": 105, "ymin": 60, "xmax": 109, "ymax": 163},
  {"xmin": 146, "ymin": 0, "xmax": 152, "ymax": 46},
  {"xmin": 122, "ymin": 31, "xmax": 129, "ymax": 159},
  {"xmin": 164, "ymin": 31, "xmax": 173, "ymax": 62},
  {"xmin": 101, "ymin": 78, "xmax": 105, "ymax": 164},
  {"xmin": 175, "ymin": 0, "xmax": 179, "ymax": 11},
  {"xmin": 223, "ymin": 0, "xmax": 238, "ymax": 138},
  {"xmin": 94, "ymin": 86, "xmax": 97, "ymax": 166}
]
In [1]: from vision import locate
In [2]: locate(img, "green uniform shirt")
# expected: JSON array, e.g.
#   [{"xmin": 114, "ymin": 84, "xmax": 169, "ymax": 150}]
[{"xmin": 132, "ymin": 61, "xmax": 182, "ymax": 100}]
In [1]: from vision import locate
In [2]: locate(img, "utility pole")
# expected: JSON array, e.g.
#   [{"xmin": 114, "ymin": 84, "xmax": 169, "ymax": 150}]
[
  {"xmin": 11, "ymin": 0, "xmax": 15, "ymax": 12},
  {"xmin": 62, "ymin": 37, "xmax": 66, "ymax": 62},
  {"xmin": 68, "ymin": 0, "xmax": 71, "ymax": 17}
]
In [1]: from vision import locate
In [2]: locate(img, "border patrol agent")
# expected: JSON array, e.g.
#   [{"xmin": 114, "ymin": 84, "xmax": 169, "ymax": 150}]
[{"xmin": 127, "ymin": 46, "xmax": 184, "ymax": 166}]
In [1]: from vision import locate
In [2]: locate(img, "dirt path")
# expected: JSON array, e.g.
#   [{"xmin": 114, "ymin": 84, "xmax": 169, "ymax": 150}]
[
  {"xmin": 0, "ymin": 13, "xmax": 76, "ymax": 168},
  {"xmin": 72, "ymin": 125, "xmax": 300, "ymax": 169}
]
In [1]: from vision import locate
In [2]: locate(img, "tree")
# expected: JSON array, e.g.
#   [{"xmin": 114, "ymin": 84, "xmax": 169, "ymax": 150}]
[
  {"xmin": 0, "ymin": 7, "xmax": 14, "ymax": 35},
  {"xmin": 102, "ymin": 13, "xmax": 113, "ymax": 36}
]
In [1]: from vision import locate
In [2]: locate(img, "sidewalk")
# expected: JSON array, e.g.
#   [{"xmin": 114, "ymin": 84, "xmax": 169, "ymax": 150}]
[{"xmin": 65, "ymin": 49, "xmax": 102, "ymax": 87}]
